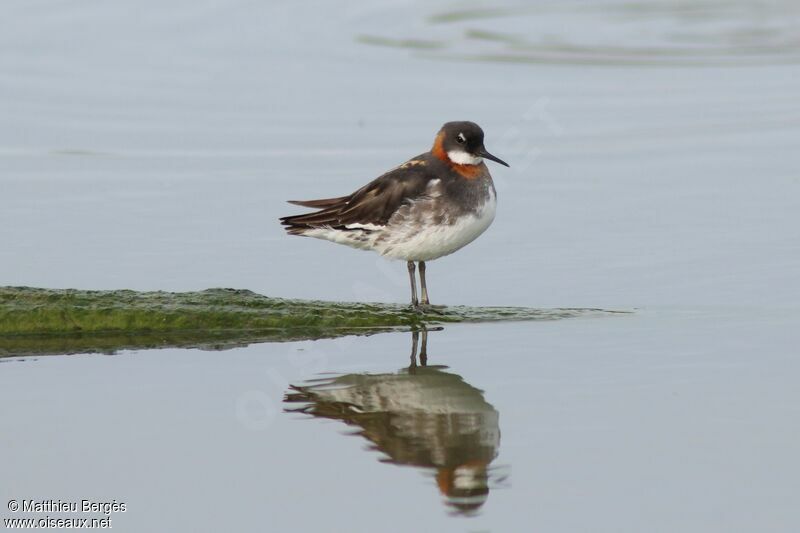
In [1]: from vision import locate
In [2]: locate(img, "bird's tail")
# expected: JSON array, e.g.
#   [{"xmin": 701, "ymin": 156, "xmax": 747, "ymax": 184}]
[{"xmin": 279, "ymin": 196, "xmax": 348, "ymax": 235}]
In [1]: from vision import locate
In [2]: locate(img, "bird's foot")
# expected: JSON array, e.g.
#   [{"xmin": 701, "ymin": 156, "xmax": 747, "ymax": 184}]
[{"xmin": 410, "ymin": 303, "xmax": 445, "ymax": 315}]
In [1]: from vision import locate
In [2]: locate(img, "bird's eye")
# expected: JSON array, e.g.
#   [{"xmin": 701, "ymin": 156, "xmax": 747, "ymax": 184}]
[{"xmin": 456, "ymin": 133, "xmax": 466, "ymax": 144}]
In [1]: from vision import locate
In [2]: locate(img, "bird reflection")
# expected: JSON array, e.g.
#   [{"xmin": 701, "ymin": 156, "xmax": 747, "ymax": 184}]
[{"xmin": 284, "ymin": 329, "xmax": 502, "ymax": 514}]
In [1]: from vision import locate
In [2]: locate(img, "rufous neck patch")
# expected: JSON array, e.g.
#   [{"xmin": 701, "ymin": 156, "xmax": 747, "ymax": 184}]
[
  {"xmin": 452, "ymin": 163, "xmax": 483, "ymax": 179},
  {"xmin": 431, "ymin": 131, "xmax": 448, "ymax": 162},
  {"xmin": 431, "ymin": 131, "xmax": 483, "ymax": 179}
]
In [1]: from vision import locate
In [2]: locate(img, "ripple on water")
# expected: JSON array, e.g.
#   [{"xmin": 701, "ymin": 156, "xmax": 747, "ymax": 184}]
[{"xmin": 358, "ymin": 0, "xmax": 800, "ymax": 66}]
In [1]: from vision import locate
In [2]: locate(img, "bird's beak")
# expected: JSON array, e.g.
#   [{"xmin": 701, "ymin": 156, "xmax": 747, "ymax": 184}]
[{"xmin": 479, "ymin": 147, "xmax": 510, "ymax": 167}]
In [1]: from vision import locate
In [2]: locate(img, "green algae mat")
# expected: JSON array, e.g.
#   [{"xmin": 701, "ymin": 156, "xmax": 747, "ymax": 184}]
[{"xmin": 0, "ymin": 287, "xmax": 627, "ymax": 357}]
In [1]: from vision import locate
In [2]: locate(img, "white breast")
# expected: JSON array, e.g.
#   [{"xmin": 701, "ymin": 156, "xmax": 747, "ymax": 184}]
[{"xmin": 378, "ymin": 187, "xmax": 497, "ymax": 262}]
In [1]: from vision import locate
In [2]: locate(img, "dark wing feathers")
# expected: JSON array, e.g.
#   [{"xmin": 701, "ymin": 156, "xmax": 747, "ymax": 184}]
[
  {"xmin": 280, "ymin": 163, "xmax": 433, "ymax": 231},
  {"xmin": 287, "ymin": 196, "xmax": 349, "ymax": 208}
]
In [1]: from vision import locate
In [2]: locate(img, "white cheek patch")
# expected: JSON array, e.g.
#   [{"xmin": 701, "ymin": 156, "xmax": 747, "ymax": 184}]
[
  {"xmin": 447, "ymin": 150, "xmax": 483, "ymax": 166},
  {"xmin": 453, "ymin": 466, "xmax": 485, "ymax": 490}
]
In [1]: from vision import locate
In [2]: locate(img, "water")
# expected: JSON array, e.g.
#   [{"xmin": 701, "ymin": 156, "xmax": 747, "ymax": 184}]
[{"xmin": 2, "ymin": 1, "xmax": 799, "ymax": 531}]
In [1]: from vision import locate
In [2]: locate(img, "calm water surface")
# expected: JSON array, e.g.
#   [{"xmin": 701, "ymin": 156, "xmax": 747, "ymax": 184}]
[{"xmin": 2, "ymin": 1, "xmax": 799, "ymax": 531}]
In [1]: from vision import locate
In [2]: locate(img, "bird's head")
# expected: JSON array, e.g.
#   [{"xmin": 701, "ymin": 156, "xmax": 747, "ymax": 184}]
[{"xmin": 433, "ymin": 121, "xmax": 509, "ymax": 168}]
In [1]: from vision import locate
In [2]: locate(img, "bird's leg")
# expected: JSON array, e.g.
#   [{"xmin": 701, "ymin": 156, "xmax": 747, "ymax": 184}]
[
  {"xmin": 419, "ymin": 326, "xmax": 428, "ymax": 366},
  {"xmin": 409, "ymin": 329, "xmax": 420, "ymax": 370},
  {"xmin": 407, "ymin": 260, "xmax": 418, "ymax": 307},
  {"xmin": 419, "ymin": 261, "xmax": 430, "ymax": 306}
]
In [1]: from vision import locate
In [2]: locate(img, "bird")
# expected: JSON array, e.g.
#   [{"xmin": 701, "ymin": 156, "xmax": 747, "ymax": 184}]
[
  {"xmin": 279, "ymin": 121, "xmax": 509, "ymax": 307},
  {"xmin": 284, "ymin": 329, "xmax": 500, "ymax": 515}
]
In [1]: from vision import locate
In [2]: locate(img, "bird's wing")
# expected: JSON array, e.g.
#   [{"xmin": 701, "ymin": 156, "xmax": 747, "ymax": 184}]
[
  {"xmin": 287, "ymin": 196, "xmax": 349, "ymax": 208},
  {"xmin": 280, "ymin": 157, "xmax": 434, "ymax": 230}
]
